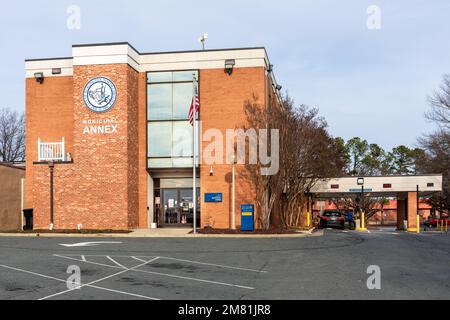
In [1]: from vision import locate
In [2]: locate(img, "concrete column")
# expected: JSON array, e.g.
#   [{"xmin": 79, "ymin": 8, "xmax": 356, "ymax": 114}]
[
  {"xmin": 407, "ymin": 191, "xmax": 418, "ymax": 231},
  {"xmin": 397, "ymin": 195, "xmax": 406, "ymax": 230}
]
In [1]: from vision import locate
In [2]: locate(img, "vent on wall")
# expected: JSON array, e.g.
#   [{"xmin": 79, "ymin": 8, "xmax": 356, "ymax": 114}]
[
  {"xmin": 330, "ymin": 184, "xmax": 339, "ymax": 189},
  {"xmin": 427, "ymin": 183, "xmax": 434, "ymax": 187}
]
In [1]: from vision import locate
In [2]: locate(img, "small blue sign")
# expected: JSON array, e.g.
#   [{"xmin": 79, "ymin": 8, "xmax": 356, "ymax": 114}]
[
  {"xmin": 349, "ymin": 189, "xmax": 373, "ymax": 193},
  {"xmin": 241, "ymin": 204, "xmax": 255, "ymax": 232},
  {"xmin": 205, "ymin": 193, "xmax": 223, "ymax": 203}
]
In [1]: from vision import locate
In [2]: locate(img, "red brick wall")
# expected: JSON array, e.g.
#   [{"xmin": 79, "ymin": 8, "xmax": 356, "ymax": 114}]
[
  {"xmin": 200, "ymin": 67, "xmax": 265, "ymax": 229},
  {"xmin": 25, "ymin": 77, "xmax": 74, "ymax": 210},
  {"xmin": 27, "ymin": 64, "xmax": 268, "ymax": 230},
  {"xmin": 137, "ymin": 72, "xmax": 148, "ymax": 228},
  {"xmin": 28, "ymin": 64, "xmax": 140, "ymax": 230}
]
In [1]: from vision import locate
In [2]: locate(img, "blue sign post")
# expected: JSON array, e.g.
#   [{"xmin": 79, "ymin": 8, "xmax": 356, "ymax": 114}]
[{"xmin": 241, "ymin": 204, "xmax": 255, "ymax": 232}]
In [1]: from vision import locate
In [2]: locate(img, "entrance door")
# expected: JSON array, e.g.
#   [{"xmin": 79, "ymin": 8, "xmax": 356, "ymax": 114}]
[{"xmin": 161, "ymin": 188, "xmax": 200, "ymax": 227}]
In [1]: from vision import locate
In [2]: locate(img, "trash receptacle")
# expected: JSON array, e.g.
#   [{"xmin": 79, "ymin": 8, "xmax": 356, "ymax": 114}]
[{"xmin": 23, "ymin": 208, "xmax": 33, "ymax": 231}]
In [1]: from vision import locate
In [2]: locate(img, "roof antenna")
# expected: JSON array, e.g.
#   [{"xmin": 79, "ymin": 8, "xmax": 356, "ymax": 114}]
[{"xmin": 198, "ymin": 33, "xmax": 208, "ymax": 50}]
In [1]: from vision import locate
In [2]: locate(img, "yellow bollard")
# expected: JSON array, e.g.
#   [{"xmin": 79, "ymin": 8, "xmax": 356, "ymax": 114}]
[
  {"xmin": 307, "ymin": 212, "xmax": 311, "ymax": 228},
  {"xmin": 417, "ymin": 215, "xmax": 420, "ymax": 234},
  {"xmin": 441, "ymin": 220, "xmax": 444, "ymax": 233},
  {"xmin": 357, "ymin": 211, "xmax": 367, "ymax": 231}
]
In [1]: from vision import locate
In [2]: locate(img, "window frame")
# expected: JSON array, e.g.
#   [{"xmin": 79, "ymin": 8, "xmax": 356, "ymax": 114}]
[{"xmin": 146, "ymin": 69, "xmax": 200, "ymax": 170}]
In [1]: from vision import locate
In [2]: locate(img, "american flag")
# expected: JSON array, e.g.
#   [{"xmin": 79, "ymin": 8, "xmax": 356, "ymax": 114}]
[{"xmin": 188, "ymin": 82, "xmax": 200, "ymax": 126}]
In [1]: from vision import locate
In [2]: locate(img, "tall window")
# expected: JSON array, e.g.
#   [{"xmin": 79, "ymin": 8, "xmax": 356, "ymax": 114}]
[{"xmin": 147, "ymin": 71, "xmax": 199, "ymax": 169}]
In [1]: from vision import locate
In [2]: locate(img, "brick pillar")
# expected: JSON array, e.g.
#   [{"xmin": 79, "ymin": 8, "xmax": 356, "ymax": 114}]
[
  {"xmin": 407, "ymin": 191, "xmax": 418, "ymax": 231},
  {"xmin": 397, "ymin": 196, "xmax": 406, "ymax": 230},
  {"xmin": 69, "ymin": 64, "xmax": 139, "ymax": 230}
]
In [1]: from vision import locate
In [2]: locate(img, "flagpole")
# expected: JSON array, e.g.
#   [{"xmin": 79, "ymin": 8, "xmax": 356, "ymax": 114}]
[{"xmin": 192, "ymin": 74, "xmax": 197, "ymax": 234}]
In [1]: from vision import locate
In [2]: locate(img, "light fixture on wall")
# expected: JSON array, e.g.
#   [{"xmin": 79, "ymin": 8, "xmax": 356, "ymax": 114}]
[
  {"xmin": 34, "ymin": 72, "xmax": 44, "ymax": 84},
  {"xmin": 209, "ymin": 165, "xmax": 214, "ymax": 177},
  {"xmin": 276, "ymin": 84, "xmax": 282, "ymax": 91},
  {"xmin": 357, "ymin": 178, "xmax": 365, "ymax": 186},
  {"xmin": 225, "ymin": 59, "xmax": 235, "ymax": 75}
]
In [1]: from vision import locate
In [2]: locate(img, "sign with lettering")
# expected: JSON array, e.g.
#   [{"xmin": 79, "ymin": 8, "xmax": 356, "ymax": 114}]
[
  {"xmin": 241, "ymin": 204, "xmax": 255, "ymax": 232},
  {"xmin": 205, "ymin": 193, "xmax": 223, "ymax": 203},
  {"xmin": 82, "ymin": 119, "xmax": 119, "ymax": 135}
]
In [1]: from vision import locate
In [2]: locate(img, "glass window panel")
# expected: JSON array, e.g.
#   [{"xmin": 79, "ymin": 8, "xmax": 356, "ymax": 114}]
[
  {"xmin": 148, "ymin": 122, "xmax": 172, "ymax": 157},
  {"xmin": 173, "ymin": 83, "xmax": 193, "ymax": 120},
  {"xmin": 148, "ymin": 72, "xmax": 172, "ymax": 83},
  {"xmin": 172, "ymin": 158, "xmax": 194, "ymax": 168},
  {"xmin": 172, "ymin": 121, "xmax": 193, "ymax": 157},
  {"xmin": 148, "ymin": 158, "xmax": 172, "ymax": 169},
  {"xmin": 173, "ymin": 71, "xmax": 198, "ymax": 82},
  {"xmin": 148, "ymin": 84, "xmax": 172, "ymax": 120}
]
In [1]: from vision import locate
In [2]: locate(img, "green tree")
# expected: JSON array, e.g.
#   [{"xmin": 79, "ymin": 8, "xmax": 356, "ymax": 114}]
[
  {"xmin": 346, "ymin": 137, "xmax": 369, "ymax": 176},
  {"xmin": 388, "ymin": 146, "xmax": 422, "ymax": 175}
]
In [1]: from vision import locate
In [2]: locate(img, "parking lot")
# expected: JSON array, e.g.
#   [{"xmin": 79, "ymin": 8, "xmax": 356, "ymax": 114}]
[{"xmin": 0, "ymin": 229, "xmax": 449, "ymax": 300}]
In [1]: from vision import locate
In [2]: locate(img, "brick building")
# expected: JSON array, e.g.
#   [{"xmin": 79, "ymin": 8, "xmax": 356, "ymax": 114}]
[{"xmin": 25, "ymin": 42, "xmax": 280, "ymax": 230}]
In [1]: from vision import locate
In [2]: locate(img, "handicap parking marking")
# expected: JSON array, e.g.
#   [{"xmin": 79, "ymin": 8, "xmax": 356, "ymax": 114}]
[
  {"xmin": 39, "ymin": 257, "xmax": 161, "ymax": 300},
  {"xmin": 1, "ymin": 252, "xmax": 267, "ymax": 300},
  {"xmin": 54, "ymin": 254, "xmax": 262, "ymax": 290},
  {"xmin": 57, "ymin": 254, "xmax": 268, "ymax": 273},
  {"xmin": 0, "ymin": 264, "xmax": 159, "ymax": 301}
]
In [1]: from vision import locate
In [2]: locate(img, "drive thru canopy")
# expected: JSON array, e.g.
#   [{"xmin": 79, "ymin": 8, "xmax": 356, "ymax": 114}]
[{"xmin": 310, "ymin": 174, "xmax": 443, "ymax": 231}]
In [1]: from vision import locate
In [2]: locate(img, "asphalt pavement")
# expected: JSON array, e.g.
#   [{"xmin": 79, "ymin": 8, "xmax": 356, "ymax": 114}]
[{"xmin": 0, "ymin": 229, "xmax": 449, "ymax": 300}]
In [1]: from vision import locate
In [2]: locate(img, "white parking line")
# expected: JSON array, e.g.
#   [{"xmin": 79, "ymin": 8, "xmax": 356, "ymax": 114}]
[
  {"xmin": 0, "ymin": 264, "xmax": 159, "ymax": 300},
  {"xmin": 59, "ymin": 254, "xmax": 268, "ymax": 273},
  {"xmin": 131, "ymin": 256, "xmax": 147, "ymax": 263},
  {"xmin": 157, "ymin": 256, "xmax": 268, "ymax": 274},
  {"xmin": 106, "ymin": 256, "xmax": 126, "ymax": 269},
  {"xmin": 39, "ymin": 257, "xmax": 160, "ymax": 300},
  {"xmin": 55, "ymin": 254, "xmax": 255, "ymax": 290}
]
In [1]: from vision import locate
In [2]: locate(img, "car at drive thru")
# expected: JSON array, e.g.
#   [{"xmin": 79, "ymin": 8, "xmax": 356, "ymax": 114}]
[
  {"xmin": 319, "ymin": 211, "xmax": 345, "ymax": 230},
  {"xmin": 424, "ymin": 215, "xmax": 449, "ymax": 228}
]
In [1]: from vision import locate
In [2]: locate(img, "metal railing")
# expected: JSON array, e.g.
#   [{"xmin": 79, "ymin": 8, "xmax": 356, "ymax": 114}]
[{"xmin": 38, "ymin": 138, "xmax": 65, "ymax": 162}]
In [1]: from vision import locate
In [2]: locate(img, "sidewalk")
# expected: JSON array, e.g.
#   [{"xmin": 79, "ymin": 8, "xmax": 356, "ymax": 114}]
[{"xmin": 0, "ymin": 228, "xmax": 320, "ymax": 239}]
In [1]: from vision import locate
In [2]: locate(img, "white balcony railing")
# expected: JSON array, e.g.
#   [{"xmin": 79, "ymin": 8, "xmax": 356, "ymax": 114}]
[{"xmin": 38, "ymin": 138, "xmax": 66, "ymax": 162}]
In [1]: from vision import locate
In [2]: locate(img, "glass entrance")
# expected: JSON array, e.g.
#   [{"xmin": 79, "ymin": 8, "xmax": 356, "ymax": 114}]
[{"xmin": 161, "ymin": 188, "xmax": 200, "ymax": 226}]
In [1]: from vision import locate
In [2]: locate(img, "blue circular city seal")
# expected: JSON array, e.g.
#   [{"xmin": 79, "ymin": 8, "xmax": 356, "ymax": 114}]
[{"xmin": 83, "ymin": 77, "xmax": 117, "ymax": 113}]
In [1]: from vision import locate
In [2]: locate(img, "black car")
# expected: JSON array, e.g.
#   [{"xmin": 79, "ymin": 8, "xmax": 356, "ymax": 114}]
[{"xmin": 319, "ymin": 211, "xmax": 345, "ymax": 230}]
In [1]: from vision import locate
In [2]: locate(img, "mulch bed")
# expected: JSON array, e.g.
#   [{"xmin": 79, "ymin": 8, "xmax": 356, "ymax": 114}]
[{"xmin": 195, "ymin": 228, "xmax": 308, "ymax": 235}]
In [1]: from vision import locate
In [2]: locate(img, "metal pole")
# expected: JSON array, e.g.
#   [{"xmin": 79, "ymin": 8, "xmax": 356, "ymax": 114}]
[
  {"xmin": 192, "ymin": 75, "xmax": 197, "ymax": 234},
  {"xmin": 49, "ymin": 161, "xmax": 55, "ymax": 229},
  {"xmin": 361, "ymin": 185, "xmax": 364, "ymax": 229},
  {"xmin": 232, "ymin": 155, "xmax": 236, "ymax": 230}
]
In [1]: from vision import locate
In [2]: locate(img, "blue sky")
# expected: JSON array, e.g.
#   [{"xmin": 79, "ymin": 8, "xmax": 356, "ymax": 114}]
[{"xmin": 1, "ymin": 0, "xmax": 449, "ymax": 150}]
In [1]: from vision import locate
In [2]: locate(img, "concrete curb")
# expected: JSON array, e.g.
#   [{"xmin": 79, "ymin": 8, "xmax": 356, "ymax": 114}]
[{"xmin": 0, "ymin": 229, "xmax": 322, "ymax": 239}]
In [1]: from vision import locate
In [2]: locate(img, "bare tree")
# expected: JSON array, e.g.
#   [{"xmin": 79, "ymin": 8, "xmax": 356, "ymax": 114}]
[
  {"xmin": 417, "ymin": 130, "xmax": 450, "ymax": 211},
  {"xmin": 243, "ymin": 94, "xmax": 344, "ymax": 230},
  {"xmin": 426, "ymin": 74, "xmax": 450, "ymax": 129},
  {"xmin": 0, "ymin": 108, "xmax": 25, "ymax": 163}
]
